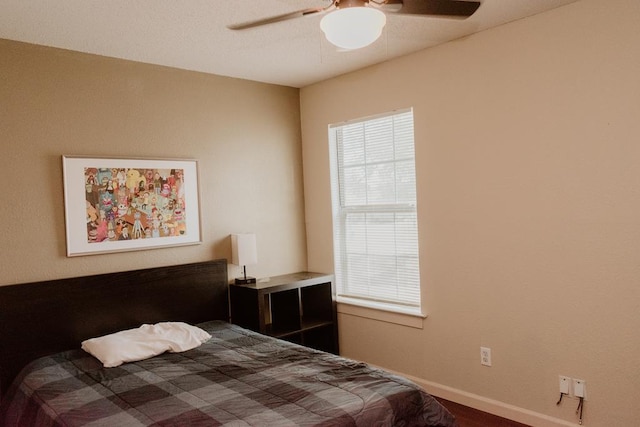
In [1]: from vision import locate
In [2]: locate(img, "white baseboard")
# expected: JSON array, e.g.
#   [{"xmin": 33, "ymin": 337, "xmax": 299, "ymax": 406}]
[{"xmin": 384, "ymin": 369, "xmax": 577, "ymax": 427}]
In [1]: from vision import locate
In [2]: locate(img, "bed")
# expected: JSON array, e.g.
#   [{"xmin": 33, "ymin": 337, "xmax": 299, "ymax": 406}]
[{"xmin": 0, "ymin": 259, "xmax": 457, "ymax": 426}]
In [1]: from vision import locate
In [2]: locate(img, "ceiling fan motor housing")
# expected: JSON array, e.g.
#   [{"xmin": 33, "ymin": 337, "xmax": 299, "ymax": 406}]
[{"xmin": 335, "ymin": 0, "xmax": 370, "ymax": 9}]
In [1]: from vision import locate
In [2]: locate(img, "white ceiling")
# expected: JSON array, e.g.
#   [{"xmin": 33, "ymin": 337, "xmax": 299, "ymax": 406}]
[{"xmin": 0, "ymin": 0, "xmax": 580, "ymax": 88}]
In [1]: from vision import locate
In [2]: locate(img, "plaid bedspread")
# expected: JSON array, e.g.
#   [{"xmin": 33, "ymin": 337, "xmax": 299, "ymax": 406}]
[{"xmin": 1, "ymin": 321, "xmax": 457, "ymax": 426}]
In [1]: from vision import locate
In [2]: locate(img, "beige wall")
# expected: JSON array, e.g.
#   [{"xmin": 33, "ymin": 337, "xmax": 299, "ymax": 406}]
[
  {"xmin": 301, "ymin": 0, "xmax": 640, "ymax": 425},
  {"xmin": 0, "ymin": 39, "xmax": 307, "ymax": 285}
]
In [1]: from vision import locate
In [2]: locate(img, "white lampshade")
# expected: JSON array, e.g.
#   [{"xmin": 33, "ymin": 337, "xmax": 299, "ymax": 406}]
[
  {"xmin": 231, "ymin": 233, "xmax": 257, "ymax": 266},
  {"xmin": 320, "ymin": 7, "xmax": 386, "ymax": 50}
]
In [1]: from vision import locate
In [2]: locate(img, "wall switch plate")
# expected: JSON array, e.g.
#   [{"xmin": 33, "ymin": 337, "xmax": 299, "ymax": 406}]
[
  {"xmin": 573, "ymin": 379, "xmax": 586, "ymax": 399},
  {"xmin": 559, "ymin": 375, "xmax": 571, "ymax": 395},
  {"xmin": 480, "ymin": 347, "xmax": 492, "ymax": 366}
]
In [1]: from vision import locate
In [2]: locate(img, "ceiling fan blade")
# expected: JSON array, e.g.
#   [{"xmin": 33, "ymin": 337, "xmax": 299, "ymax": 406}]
[
  {"xmin": 228, "ymin": 6, "xmax": 331, "ymax": 30},
  {"xmin": 385, "ymin": 0, "xmax": 481, "ymax": 19}
]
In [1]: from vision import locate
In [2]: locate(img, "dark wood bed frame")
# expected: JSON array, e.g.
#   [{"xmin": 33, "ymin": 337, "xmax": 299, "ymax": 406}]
[{"xmin": 0, "ymin": 259, "xmax": 229, "ymax": 399}]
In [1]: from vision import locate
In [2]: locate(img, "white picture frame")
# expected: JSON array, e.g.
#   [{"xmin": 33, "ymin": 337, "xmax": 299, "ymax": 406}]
[{"xmin": 62, "ymin": 155, "xmax": 202, "ymax": 257}]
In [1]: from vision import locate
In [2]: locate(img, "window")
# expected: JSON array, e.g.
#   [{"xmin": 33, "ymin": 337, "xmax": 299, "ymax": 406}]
[{"xmin": 329, "ymin": 108, "xmax": 421, "ymax": 315}]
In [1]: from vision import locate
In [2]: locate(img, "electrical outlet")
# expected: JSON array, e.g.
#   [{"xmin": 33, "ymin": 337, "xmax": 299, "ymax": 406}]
[
  {"xmin": 573, "ymin": 379, "xmax": 586, "ymax": 399},
  {"xmin": 559, "ymin": 375, "xmax": 571, "ymax": 395},
  {"xmin": 480, "ymin": 347, "xmax": 492, "ymax": 366}
]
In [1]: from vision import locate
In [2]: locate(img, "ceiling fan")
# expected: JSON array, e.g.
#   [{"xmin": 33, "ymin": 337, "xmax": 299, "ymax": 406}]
[{"xmin": 228, "ymin": 0, "xmax": 482, "ymax": 50}]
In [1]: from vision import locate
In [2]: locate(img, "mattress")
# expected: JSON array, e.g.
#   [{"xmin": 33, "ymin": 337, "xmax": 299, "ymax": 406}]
[{"xmin": 0, "ymin": 321, "xmax": 457, "ymax": 426}]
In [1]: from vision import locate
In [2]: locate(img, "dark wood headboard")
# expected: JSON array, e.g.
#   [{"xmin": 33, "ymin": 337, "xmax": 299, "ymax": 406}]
[{"xmin": 0, "ymin": 259, "xmax": 229, "ymax": 397}]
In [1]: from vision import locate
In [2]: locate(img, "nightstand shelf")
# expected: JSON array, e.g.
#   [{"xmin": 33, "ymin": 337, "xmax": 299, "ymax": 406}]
[{"xmin": 229, "ymin": 272, "xmax": 338, "ymax": 354}]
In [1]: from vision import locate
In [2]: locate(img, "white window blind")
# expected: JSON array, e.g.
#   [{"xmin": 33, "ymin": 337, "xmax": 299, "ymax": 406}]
[{"xmin": 329, "ymin": 109, "xmax": 421, "ymax": 312}]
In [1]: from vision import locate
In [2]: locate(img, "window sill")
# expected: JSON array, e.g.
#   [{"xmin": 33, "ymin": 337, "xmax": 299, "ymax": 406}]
[{"xmin": 336, "ymin": 297, "xmax": 426, "ymax": 329}]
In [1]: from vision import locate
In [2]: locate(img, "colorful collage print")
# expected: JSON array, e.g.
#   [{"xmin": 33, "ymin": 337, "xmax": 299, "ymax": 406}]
[{"xmin": 85, "ymin": 167, "xmax": 186, "ymax": 243}]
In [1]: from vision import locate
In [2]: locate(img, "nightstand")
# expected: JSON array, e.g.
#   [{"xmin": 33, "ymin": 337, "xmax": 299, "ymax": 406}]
[{"xmin": 229, "ymin": 272, "xmax": 338, "ymax": 354}]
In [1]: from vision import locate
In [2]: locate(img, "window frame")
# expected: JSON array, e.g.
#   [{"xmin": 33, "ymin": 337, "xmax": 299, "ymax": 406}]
[{"xmin": 328, "ymin": 108, "xmax": 424, "ymax": 320}]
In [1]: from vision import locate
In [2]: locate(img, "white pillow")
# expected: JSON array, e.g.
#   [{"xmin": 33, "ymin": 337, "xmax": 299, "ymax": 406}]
[{"xmin": 81, "ymin": 322, "xmax": 211, "ymax": 368}]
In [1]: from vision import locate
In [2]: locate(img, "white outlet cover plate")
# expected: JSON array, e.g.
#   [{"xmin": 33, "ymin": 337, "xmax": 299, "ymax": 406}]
[
  {"xmin": 573, "ymin": 379, "xmax": 586, "ymax": 399},
  {"xmin": 480, "ymin": 347, "xmax": 492, "ymax": 366}
]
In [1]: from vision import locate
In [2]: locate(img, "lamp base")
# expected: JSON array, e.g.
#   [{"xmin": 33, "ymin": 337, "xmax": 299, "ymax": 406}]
[{"xmin": 235, "ymin": 277, "xmax": 256, "ymax": 285}]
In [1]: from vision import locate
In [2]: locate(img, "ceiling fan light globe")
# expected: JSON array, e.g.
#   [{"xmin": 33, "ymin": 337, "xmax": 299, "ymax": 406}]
[{"xmin": 320, "ymin": 7, "xmax": 386, "ymax": 50}]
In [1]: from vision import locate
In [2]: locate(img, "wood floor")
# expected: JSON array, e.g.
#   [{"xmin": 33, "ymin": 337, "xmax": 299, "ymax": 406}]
[{"xmin": 436, "ymin": 398, "xmax": 531, "ymax": 427}]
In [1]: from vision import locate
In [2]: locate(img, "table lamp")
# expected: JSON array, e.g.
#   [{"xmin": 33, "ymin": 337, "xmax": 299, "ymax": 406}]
[{"xmin": 231, "ymin": 233, "xmax": 257, "ymax": 284}]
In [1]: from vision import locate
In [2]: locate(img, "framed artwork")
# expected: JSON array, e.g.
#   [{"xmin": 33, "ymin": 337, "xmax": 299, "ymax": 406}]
[{"xmin": 62, "ymin": 155, "xmax": 202, "ymax": 256}]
